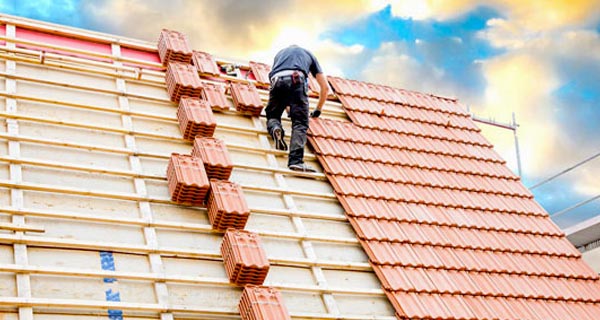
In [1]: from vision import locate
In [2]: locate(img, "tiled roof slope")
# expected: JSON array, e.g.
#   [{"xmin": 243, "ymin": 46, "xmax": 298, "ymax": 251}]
[{"xmin": 308, "ymin": 76, "xmax": 600, "ymax": 320}]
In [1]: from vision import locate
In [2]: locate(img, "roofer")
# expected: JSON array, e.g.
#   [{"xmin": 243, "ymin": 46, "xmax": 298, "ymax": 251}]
[{"xmin": 266, "ymin": 45, "xmax": 328, "ymax": 173}]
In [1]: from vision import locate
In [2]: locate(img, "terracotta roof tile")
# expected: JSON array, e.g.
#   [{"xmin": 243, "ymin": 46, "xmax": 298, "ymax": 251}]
[
  {"xmin": 229, "ymin": 82, "xmax": 264, "ymax": 116},
  {"xmin": 192, "ymin": 137, "xmax": 233, "ymax": 180},
  {"xmin": 310, "ymin": 77, "xmax": 600, "ymax": 318},
  {"xmin": 166, "ymin": 153, "xmax": 209, "ymax": 205},
  {"xmin": 165, "ymin": 61, "xmax": 204, "ymax": 102},
  {"xmin": 192, "ymin": 50, "xmax": 220, "ymax": 76},
  {"xmin": 207, "ymin": 179, "xmax": 250, "ymax": 230},
  {"xmin": 248, "ymin": 61, "xmax": 271, "ymax": 86},
  {"xmin": 221, "ymin": 228, "xmax": 270, "ymax": 285},
  {"xmin": 157, "ymin": 29, "xmax": 192, "ymax": 65},
  {"xmin": 176, "ymin": 97, "xmax": 216, "ymax": 141},
  {"xmin": 239, "ymin": 285, "xmax": 291, "ymax": 320},
  {"xmin": 198, "ymin": 82, "xmax": 229, "ymax": 111}
]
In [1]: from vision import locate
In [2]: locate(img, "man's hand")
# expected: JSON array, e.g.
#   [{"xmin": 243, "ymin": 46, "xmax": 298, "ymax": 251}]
[{"xmin": 310, "ymin": 109, "xmax": 321, "ymax": 118}]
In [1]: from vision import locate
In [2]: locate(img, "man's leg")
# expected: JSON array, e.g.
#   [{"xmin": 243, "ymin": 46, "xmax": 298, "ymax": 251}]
[
  {"xmin": 287, "ymin": 83, "xmax": 310, "ymax": 167},
  {"xmin": 265, "ymin": 80, "xmax": 288, "ymax": 150}
]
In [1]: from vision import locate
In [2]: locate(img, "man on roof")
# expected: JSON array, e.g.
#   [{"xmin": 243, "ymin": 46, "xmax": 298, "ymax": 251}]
[{"xmin": 266, "ymin": 45, "xmax": 328, "ymax": 173}]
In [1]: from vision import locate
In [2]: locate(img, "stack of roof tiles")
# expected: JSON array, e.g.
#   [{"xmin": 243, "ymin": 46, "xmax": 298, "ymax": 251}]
[
  {"xmin": 239, "ymin": 285, "xmax": 291, "ymax": 320},
  {"xmin": 158, "ymin": 31, "xmax": 291, "ymax": 319},
  {"xmin": 249, "ymin": 61, "xmax": 271, "ymax": 87},
  {"xmin": 221, "ymin": 228, "xmax": 270, "ymax": 285},
  {"xmin": 307, "ymin": 76, "xmax": 600, "ymax": 320},
  {"xmin": 167, "ymin": 153, "xmax": 209, "ymax": 206},
  {"xmin": 177, "ymin": 97, "xmax": 216, "ymax": 141},
  {"xmin": 192, "ymin": 50, "xmax": 221, "ymax": 76},
  {"xmin": 192, "ymin": 137, "xmax": 234, "ymax": 180},
  {"xmin": 230, "ymin": 82, "xmax": 264, "ymax": 117},
  {"xmin": 165, "ymin": 61, "xmax": 203, "ymax": 102},
  {"xmin": 207, "ymin": 179, "xmax": 250, "ymax": 230},
  {"xmin": 157, "ymin": 29, "xmax": 192, "ymax": 65},
  {"xmin": 200, "ymin": 82, "xmax": 229, "ymax": 111}
]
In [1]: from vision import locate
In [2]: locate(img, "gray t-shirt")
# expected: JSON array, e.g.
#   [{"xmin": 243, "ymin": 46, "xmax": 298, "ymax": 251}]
[{"xmin": 269, "ymin": 45, "xmax": 323, "ymax": 79}]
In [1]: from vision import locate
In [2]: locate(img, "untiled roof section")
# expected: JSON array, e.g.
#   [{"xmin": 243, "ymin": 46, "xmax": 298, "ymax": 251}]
[{"xmin": 309, "ymin": 76, "xmax": 600, "ymax": 319}]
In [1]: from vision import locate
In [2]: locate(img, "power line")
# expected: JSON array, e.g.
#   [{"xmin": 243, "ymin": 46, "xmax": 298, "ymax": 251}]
[
  {"xmin": 529, "ymin": 150, "xmax": 600, "ymax": 190},
  {"xmin": 551, "ymin": 193, "xmax": 600, "ymax": 218}
]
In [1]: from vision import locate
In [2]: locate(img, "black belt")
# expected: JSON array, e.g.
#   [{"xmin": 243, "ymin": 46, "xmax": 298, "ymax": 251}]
[{"xmin": 270, "ymin": 70, "xmax": 305, "ymax": 84}]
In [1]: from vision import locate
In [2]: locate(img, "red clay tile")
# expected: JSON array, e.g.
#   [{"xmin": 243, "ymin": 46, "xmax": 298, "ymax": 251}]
[
  {"xmin": 229, "ymin": 82, "xmax": 264, "ymax": 116},
  {"xmin": 239, "ymin": 285, "xmax": 291, "ymax": 320},
  {"xmin": 462, "ymin": 295, "xmax": 497, "ymax": 319},
  {"xmin": 192, "ymin": 137, "xmax": 233, "ymax": 180},
  {"xmin": 177, "ymin": 97, "xmax": 216, "ymax": 141},
  {"xmin": 221, "ymin": 228, "xmax": 270, "ymax": 285},
  {"xmin": 165, "ymin": 62, "xmax": 204, "ymax": 102},
  {"xmin": 309, "ymin": 80, "xmax": 600, "ymax": 319},
  {"xmin": 440, "ymin": 294, "xmax": 477, "ymax": 319},
  {"xmin": 199, "ymin": 82, "xmax": 229, "ymax": 111},
  {"xmin": 373, "ymin": 265, "xmax": 416, "ymax": 292},
  {"xmin": 349, "ymin": 79, "xmax": 372, "ymax": 99},
  {"xmin": 192, "ymin": 50, "xmax": 220, "ymax": 76},
  {"xmin": 328, "ymin": 76, "xmax": 354, "ymax": 95},
  {"xmin": 337, "ymin": 196, "xmax": 396, "ymax": 220},
  {"xmin": 207, "ymin": 179, "xmax": 250, "ymax": 230},
  {"xmin": 366, "ymin": 241, "xmax": 421, "ymax": 266},
  {"xmin": 410, "ymin": 244, "xmax": 444, "ymax": 268},
  {"xmin": 414, "ymin": 293, "xmax": 454, "ymax": 319},
  {"xmin": 248, "ymin": 61, "xmax": 271, "ymax": 86},
  {"xmin": 338, "ymin": 95, "xmax": 385, "ymax": 114},
  {"xmin": 157, "ymin": 29, "xmax": 192, "ymax": 65},
  {"xmin": 389, "ymin": 291, "xmax": 428, "ymax": 319},
  {"xmin": 166, "ymin": 153, "xmax": 210, "ymax": 206}
]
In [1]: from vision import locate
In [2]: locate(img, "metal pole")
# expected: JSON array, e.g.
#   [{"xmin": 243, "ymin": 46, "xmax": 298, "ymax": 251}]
[{"xmin": 512, "ymin": 112, "xmax": 523, "ymax": 178}]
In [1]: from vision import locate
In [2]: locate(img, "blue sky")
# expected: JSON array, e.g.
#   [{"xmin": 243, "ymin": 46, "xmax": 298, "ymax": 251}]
[{"xmin": 1, "ymin": 0, "xmax": 599, "ymax": 228}]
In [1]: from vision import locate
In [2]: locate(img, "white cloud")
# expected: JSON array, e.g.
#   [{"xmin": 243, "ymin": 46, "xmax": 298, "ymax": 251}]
[
  {"xmin": 360, "ymin": 42, "xmax": 456, "ymax": 96},
  {"xmin": 381, "ymin": 0, "xmax": 600, "ymax": 31}
]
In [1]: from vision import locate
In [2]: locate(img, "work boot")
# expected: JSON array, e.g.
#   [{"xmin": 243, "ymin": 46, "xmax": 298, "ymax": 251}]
[
  {"xmin": 288, "ymin": 163, "xmax": 317, "ymax": 173},
  {"xmin": 271, "ymin": 127, "xmax": 288, "ymax": 151}
]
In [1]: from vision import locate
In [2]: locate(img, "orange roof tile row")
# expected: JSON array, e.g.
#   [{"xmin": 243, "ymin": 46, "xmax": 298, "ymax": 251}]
[
  {"xmin": 363, "ymin": 241, "xmax": 595, "ymax": 279},
  {"xmin": 192, "ymin": 137, "xmax": 233, "ymax": 180},
  {"xmin": 339, "ymin": 196, "xmax": 560, "ymax": 235},
  {"xmin": 309, "ymin": 116, "xmax": 490, "ymax": 149},
  {"xmin": 329, "ymin": 77, "xmax": 469, "ymax": 116},
  {"xmin": 192, "ymin": 50, "xmax": 220, "ymax": 76},
  {"xmin": 348, "ymin": 217, "xmax": 578, "ymax": 257},
  {"xmin": 338, "ymin": 95, "xmax": 479, "ymax": 131},
  {"xmin": 320, "ymin": 156, "xmax": 529, "ymax": 197},
  {"xmin": 388, "ymin": 291, "xmax": 600, "ymax": 320},
  {"xmin": 222, "ymin": 228, "xmax": 270, "ymax": 286},
  {"xmin": 166, "ymin": 153, "xmax": 210, "ymax": 206},
  {"xmin": 345, "ymin": 109, "xmax": 491, "ymax": 147},
  {"xmin": 374, "ymin": 265, "xmax": 600, "ymax": 301},
  {"xmin": 310, "ymin": 78, "xmax": 600, "ymax": 319},
  {"xmin": 177, "ymin": 97, "xmax": 216, "ymax": 141},
  {"xmin": 311, "ymin": 137, "xmax": 516, "ymax": 181},
  {"xmin": 330, "ymin": 176, "xmax": 541, "ymax": 215},
  {"xmin": 308, "ymin": 127, "xmax": 503, "ymax": 164},
  {"xmin": 158, "ymin": 29, "xmax": 192, "ymax": 65},
  {"xmin": 165, "ymin": 61, "xmax": 204, "ymax": 102},
  {"xmin": 230, "ymin": 82, "xmax": 264, "ymax": 117}
]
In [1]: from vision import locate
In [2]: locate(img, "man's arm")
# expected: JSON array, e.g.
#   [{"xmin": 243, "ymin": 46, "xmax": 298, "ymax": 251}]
[{"xmin": 311, "ymin": 73, "xmax": 328, "ymax": 117}]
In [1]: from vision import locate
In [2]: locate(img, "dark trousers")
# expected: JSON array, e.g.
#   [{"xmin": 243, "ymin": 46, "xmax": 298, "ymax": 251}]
[{"xmin": 265, "ymin": 75, "xmax": 309, "ymax": 166}]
